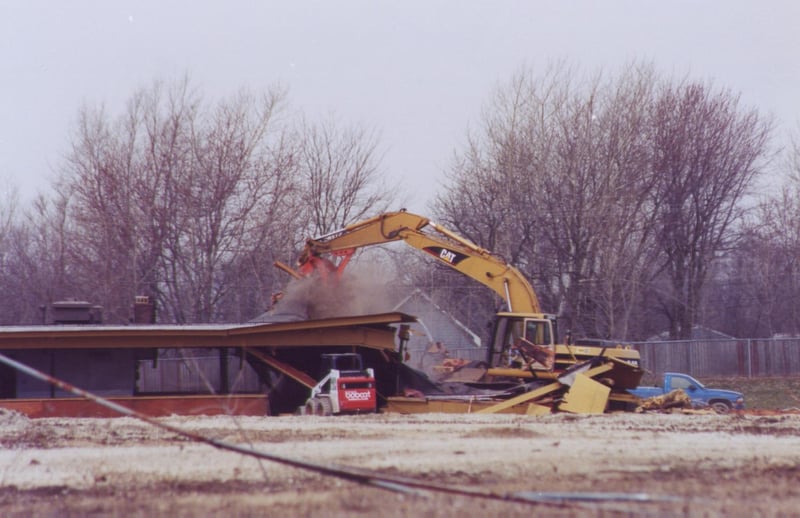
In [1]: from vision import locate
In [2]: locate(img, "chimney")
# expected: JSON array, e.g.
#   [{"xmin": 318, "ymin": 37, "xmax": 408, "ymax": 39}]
[{"xmin": 133, "ymin": 296, "xmax": 156, "ymax": 324}]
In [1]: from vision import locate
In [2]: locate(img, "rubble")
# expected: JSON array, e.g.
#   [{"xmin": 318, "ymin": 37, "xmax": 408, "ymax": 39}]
[{"xmin": 635, "ymin": 388, "xmax": 693, "ymax": 413}]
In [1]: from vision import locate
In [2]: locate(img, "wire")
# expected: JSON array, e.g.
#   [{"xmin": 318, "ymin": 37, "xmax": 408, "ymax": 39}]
[{"xmin": 0, "ymin": 351, "xmax": 680, "ymax": 512}]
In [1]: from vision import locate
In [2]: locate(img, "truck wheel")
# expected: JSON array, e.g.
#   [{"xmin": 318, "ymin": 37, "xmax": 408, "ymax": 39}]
[
  {"xmin": 710, "ymin": 400, "xmax": 732, "ymax": 414},
  {"xmin": 318, "ymin": 397, "xmax": 333, "ymax": 416},
  {"xmin": 304, "ymin": 399, "xmax": 319, "ymax": 416}
]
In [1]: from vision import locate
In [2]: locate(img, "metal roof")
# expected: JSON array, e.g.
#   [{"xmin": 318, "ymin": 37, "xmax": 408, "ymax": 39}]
[{"xmin": 0, "ymin": 312, "xmax": 416, "ymax": 351}]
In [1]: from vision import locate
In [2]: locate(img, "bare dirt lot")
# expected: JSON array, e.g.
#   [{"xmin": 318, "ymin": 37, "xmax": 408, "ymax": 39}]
[{"xmin": 2, "ymin": 410, "xmax": 800, "ymax": 517}]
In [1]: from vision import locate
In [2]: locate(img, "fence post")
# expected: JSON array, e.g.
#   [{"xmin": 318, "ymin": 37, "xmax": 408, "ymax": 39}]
[{"xmin": 747, "ymin": 339, "xmax": 752, "ymax": 378}]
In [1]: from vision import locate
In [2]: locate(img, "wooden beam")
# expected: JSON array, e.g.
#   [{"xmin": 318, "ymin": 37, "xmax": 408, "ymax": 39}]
[
  {"xmin": 474, "ymin": 382, "xmax": 563, "ymax": 414},
  {"xmin": 245, "ymin": 349, "xmax": 317, "ymax": 389}
]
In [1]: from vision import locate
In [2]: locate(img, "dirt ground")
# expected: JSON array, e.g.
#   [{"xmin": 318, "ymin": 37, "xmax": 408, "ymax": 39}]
[{"xmin": 1, "ymin": 409, "xmax": 800, "ymax": 517}]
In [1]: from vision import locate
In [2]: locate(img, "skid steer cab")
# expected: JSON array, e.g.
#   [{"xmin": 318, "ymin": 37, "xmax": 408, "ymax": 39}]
[{"xmin": 301, "ymin": 353, "xmax": 377, "ymax": 416}]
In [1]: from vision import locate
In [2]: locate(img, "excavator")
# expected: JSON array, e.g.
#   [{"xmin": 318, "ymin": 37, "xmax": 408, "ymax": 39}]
[{"xmin": 285, "ymin": 210, "xmax": 643, "ymax": 414}]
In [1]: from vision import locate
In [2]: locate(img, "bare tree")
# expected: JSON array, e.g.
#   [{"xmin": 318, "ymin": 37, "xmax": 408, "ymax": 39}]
[
  {"xmin": 436, "ymin": 63, "xmax": 772, "ymax": 341},
  {"xmin": 58, "ymin": 78, "xmax": 303, "ymax": 324},
  {"xmin": 6, "ymin": 77, "xmax": 407, "ymax": 325},
  {"xmin": 296, "ymin": 115, "xmax": 395, "ymax": 237},
  {"xmin": 0, "ymin": 184, "xmax": 22, "ymax": 323},
  {"xmin": 649, "ymin": 81, "xmax": 772, "ymax": 338},
  {"xmin": 163, "ymin": 88, "xmax": 300, "ymax": 322},
  {"xmin": 0, "ymin": 193, "xmax": 74, "ymax": 324},
  {"xmin": 436, "ymin": 63, "xmax": 662, "ymax": 339},
  {"xmin": 708, "ymin": 129, "xmax": 800, "ymax": 337},
  {"xmin": 58, "ymin": 78, "xmax": 202, "ymax": 322},
  {"xmin": 432, "ymin": 68, "xmax": 557, "ymax": 337},
  {"xmin": 573, "ymin": 64, "xmax": 661, "ymax": 339},
  {"xmin": 719, "ymin": 191, "xmax": 800, "ymax": 337},
  {"xmin": 0, "ymin": 183, "xmax": 17, "ymax": 280}
]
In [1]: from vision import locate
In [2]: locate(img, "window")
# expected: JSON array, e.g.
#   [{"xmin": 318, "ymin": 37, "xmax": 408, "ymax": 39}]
[{"xmin": 524, "ymin": 319, "xmax": 552, "ymax": 345}]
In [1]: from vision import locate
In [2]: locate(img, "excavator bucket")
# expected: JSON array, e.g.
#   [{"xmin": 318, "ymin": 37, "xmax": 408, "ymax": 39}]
[{"xmin": 295, "ymin": 246, "xmax": 356, "ymax": 282}]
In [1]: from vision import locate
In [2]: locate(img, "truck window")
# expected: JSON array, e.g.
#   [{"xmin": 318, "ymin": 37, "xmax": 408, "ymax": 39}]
[
  {"xmin": 524, "ymin": 319, "xmax": 551, "ymax": 346},
  {"xmin": 671, "ymin": 376, "xmax": 694, "ymax": 391}
]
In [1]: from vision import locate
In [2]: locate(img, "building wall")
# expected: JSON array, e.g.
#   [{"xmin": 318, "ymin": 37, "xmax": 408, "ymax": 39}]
[
  {"xmin": 394, "ymin": 293, "xmax": 483, "ymax": 373},
  {"xmin": 7, "ymin": 349, "xmax": 135, "ymax": 398}
]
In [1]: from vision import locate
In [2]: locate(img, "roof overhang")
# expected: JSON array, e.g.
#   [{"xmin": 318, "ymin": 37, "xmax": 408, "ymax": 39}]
[{"xmin": 0, "ymin": 312, "xmax": 416, "ymax": 351}]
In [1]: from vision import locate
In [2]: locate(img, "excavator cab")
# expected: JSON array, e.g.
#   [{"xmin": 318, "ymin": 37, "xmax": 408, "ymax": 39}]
[{"xmin": 489, "ymin": 313, "xmax": 557, "ymax": 371}]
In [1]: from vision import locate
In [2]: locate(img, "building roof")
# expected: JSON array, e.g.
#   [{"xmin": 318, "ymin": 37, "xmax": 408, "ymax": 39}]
[
  {"xmin": 0, "ymin": 312, "xmax": 416, "ymax": 351},
  {"xmin": 646, "ymin": 325, "xmax": 735, "ymax": 342}
]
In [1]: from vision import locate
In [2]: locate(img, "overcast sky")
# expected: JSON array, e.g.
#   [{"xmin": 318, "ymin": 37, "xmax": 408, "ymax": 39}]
[{"xmin": 2, "ymin": 1, "xmax": 799, "ymax": 212}]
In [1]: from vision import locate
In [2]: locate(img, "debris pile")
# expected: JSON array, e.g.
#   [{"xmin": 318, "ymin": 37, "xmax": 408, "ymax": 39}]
[{"xmin": 635, "ymin": 389, "xmax": 693, "ymax": 413}]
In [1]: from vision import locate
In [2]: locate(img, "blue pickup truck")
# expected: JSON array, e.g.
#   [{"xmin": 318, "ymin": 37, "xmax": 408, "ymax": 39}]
[{"xmin": 628, "ymin": 372, "xmax": 745, "ymax": 413}]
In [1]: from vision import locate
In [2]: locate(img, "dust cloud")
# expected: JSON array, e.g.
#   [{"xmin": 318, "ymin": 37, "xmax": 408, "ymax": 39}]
[{"xmin": 272, "ymin": 264, "xmax": 398, "ymax": 320}]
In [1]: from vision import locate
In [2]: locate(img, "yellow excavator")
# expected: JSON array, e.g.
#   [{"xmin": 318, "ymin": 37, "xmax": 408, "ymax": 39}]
[{"xmin": 290, "ymin": 210, "xmax": 643, "ymax": 414}]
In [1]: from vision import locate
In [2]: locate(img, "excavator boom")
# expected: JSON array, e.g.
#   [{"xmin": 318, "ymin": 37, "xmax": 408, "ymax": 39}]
[{"xmin": 302, "ymin": 211, "xmax": 541, "ymax": 314}]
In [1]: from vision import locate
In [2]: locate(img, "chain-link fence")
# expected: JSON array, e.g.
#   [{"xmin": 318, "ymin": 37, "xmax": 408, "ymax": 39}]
[
  {"xmin": 440, "ymin": 339, "xmax": 800, "ymax": 378},
  {"xmin": 632, "ymin": 338, "xmax": 800, "ymax": 378}
]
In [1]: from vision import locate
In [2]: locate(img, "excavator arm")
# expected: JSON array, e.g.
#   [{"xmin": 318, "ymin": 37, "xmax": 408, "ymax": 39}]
[{"xmin": 298, "ymin": 211, "xmax": 541, "ymax": 314}]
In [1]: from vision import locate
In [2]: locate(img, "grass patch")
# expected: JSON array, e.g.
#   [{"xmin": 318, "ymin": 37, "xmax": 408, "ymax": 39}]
[{"xmin": 698, "ymin": 376, "xmax": 800, "ymax": 410}]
